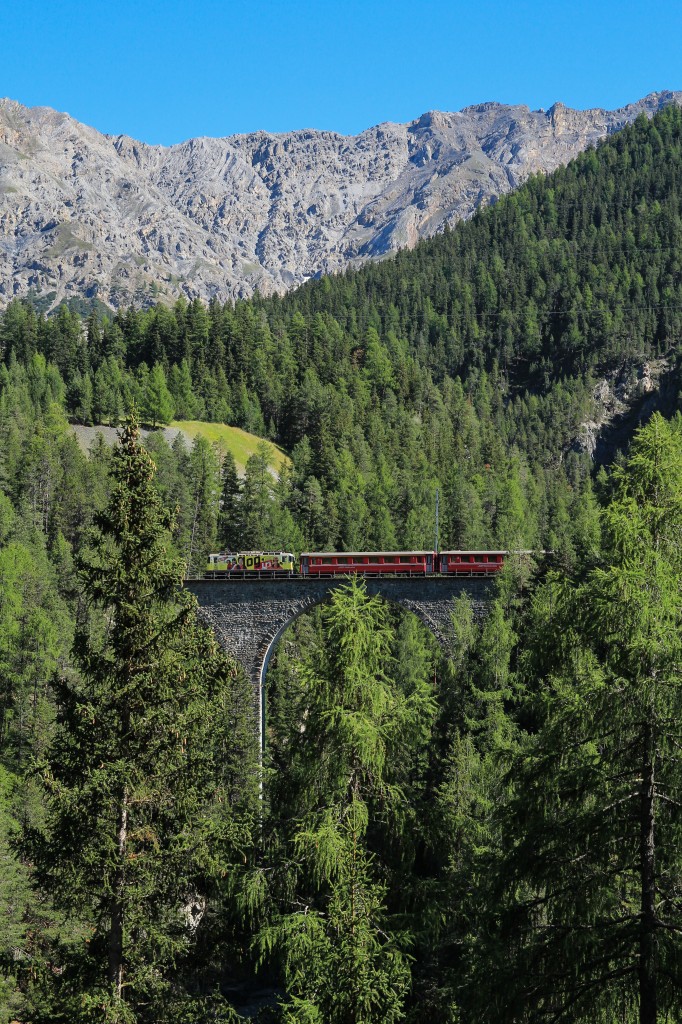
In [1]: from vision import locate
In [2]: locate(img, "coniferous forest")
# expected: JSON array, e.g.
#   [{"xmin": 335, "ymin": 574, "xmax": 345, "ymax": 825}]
[{"xmin": 0, "ymin": 107, "xmax": 682, "ymax": 1022}]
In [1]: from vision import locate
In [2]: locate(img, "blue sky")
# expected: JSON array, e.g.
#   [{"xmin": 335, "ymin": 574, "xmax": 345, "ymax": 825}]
[{"xmin": 1, "ymin": 0, "xmax": 681, "ymax": 145}]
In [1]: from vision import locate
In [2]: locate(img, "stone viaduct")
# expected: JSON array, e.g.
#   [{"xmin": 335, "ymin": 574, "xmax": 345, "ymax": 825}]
[{"xmin": 186, "ymin": 576, "xmax": 496, "ymax": 750}]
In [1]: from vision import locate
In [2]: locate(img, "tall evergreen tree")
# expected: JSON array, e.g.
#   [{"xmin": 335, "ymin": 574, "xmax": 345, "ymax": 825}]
[
  {"xmin": 217, "ymin": 449, "xmax": 244, "ymax": 552},
  {"xmin": 258, "ymin": 580, "xmax": 424, "ymax": 1023},
  {"xmin": 167, "ymin": 359, "xmax": 199, "ymax": 420},
  {"xmin": 185, "ymin": 435, "xmax": 220, "ymax": 575},
  {"xmin": 23, "ymin": 416, "xmax": 258, "ymax": 1022},
  {"xmin": 240, "ymin": 442, "xmax": 277, "ymax": 549},
  {"xmin": 142, "ymin": 362, "xmax": 174, "ymax": 427},
  {"xmin": 470, "ymin": 413, "xmax": 682, "ymax": 1024}
]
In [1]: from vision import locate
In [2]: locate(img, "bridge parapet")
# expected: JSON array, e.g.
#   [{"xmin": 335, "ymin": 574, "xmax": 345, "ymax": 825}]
[{"xmin": 186, "ymin": 576, "xmax": 496, "ymax": 748}]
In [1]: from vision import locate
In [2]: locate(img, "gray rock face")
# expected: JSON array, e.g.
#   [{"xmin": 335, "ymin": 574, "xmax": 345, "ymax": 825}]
[{"xmin": 0, "ymin": 91, "xmax": 680, "ymax": 310}]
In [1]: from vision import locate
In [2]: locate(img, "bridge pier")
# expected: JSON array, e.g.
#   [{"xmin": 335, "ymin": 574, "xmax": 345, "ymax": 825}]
[{"xmin": 186, "ymin": 577, "xmax": 496, "ymax": 749}]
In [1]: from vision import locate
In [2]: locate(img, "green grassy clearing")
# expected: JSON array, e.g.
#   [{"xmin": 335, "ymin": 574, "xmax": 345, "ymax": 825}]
[{"xmin": 171, "ymin": 421, "xmax": 290, "ymax": 475}]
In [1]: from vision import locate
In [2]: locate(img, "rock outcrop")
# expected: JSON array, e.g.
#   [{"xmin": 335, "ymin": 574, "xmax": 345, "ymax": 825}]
[
  {"xmin": 0, "ymin": 91, "xmax": 680, "ymax": 309},
  {"xmin": 572, "ymin": 358, "xmax": 677, "ymax": 463}
]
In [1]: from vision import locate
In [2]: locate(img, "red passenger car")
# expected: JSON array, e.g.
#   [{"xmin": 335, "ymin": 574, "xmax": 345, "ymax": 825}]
[
  {"xmin": 300, "ymin": 551, "xmax": 434, "ymax": 576},
  {"xmin": 437, "ymin": 551, "xmax": 506, "ymax": 575}
]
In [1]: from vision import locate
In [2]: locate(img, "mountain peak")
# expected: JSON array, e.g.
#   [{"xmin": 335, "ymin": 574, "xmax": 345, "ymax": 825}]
[{"xmin": 0, "ymin": 91, "xmax": 680, "ymax": 310}]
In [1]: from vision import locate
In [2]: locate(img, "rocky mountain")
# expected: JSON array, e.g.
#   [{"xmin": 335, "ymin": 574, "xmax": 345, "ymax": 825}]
[{"xmin": 0, "ymin": 91, "xmax": 680, "ymax": 310}]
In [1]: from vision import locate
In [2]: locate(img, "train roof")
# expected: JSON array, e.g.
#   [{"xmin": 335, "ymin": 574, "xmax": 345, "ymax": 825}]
[
  {"xmin": 440, "ymin": 550, "xmax": 535, "ymax": 555},
  {"xmin": 300, "ymin": 551, "xmax": 434, "ymax": 558},
  {"xmin": 439, "ymin": 550, "xmax": 508, "ymax": 556},
  {"xmin": 208, "ymin": 550, "xmax": 295, "ymax": 557}
]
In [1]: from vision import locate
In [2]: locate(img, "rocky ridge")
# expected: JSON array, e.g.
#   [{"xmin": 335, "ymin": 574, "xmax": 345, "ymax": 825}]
[
  {"xmin": 572, "ymin": 358, "xmax": 676, "ymax": 462},
  {"xmin": 0, "ymin": 91, "xmax": 680, "ymax": 310}
]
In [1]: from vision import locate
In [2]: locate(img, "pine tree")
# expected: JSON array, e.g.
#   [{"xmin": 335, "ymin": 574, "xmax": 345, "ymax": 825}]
[{"xmin": 23, "ymin": 416, "xmax": 258, "ymax": 1022}]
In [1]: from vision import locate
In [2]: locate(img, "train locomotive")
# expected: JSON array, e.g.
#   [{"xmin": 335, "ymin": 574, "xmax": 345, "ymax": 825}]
[
  {"xmin": 206, "ymin": 550, "xmax": 296, "ymax": 575},
  {"xmin": 204, "ymin": 550, "xmax": 507, "ymax": 577}
]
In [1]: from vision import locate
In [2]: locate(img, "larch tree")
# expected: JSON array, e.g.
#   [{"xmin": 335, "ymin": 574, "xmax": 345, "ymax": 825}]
[
  {"xmin": 185, "ymin": 434, "xmax": 220, "ymax": 576},
  {"xmin": 240, "ymin": 442, "xmax": 277, "ymax": 550},
  {"xmin": 470, "ymin": 413, "xmax": 682, "ymax": 1024},
  {"xmin": 142, "ymin": 362, "xmax": 174, "ymax": 428},
  {"xmin": 257, "ymin": 580, "xmax": 432, "ymax": 1024},
  {"xmin": 217, "ymin": 449, "xmax": 244, "ymax": 553}
]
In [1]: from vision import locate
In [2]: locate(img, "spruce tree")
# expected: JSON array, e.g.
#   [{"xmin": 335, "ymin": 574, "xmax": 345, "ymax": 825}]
[{"xmin": 24, "ymin": 415, "xmax": 258, "ymax": 1022}]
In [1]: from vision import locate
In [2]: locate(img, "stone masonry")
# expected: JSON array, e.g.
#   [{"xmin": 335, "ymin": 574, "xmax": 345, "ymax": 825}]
[{"xmin": 186, "ymin": 576, "xmax": 496, "ymax": 749}]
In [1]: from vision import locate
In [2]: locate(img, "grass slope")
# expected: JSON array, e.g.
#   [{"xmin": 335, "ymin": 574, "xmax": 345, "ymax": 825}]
[{"xmin": 170, "ymin": 421, "xmax": 291, "ymax": 474}]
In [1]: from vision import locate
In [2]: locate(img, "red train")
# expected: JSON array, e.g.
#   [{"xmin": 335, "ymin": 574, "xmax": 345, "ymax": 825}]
[
  {"xmin": 203, "ymin": 550, "xmax": 509, "ymax": 579},
  {"xmin": 299, "ymin": 551, "xmax": 506, "ymax": 576}
]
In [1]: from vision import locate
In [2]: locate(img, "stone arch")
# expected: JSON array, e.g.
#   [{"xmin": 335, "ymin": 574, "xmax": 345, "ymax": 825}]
[
  {"xmin": 186, "ymin": 576, "xmax": 496, "ymax": 750},
  {"xmin": 255, "ymin": 591, "xmax": 335, "ymax": 750}
]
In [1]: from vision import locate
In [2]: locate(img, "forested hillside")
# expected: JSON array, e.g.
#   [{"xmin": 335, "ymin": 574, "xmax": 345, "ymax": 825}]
[
  {"xmin": 0, "ymin": 106, "xmax": 681, "ymax": 1022},
  {"xmin": 3, "ymin": 108, "xmax": 682, "ymax": 564}
]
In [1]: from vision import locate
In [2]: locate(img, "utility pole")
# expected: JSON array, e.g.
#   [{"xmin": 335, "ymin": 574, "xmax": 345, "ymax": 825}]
[{"xmin": 434, "ymin": 487, "xmax": 440, "ymax": 554}]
